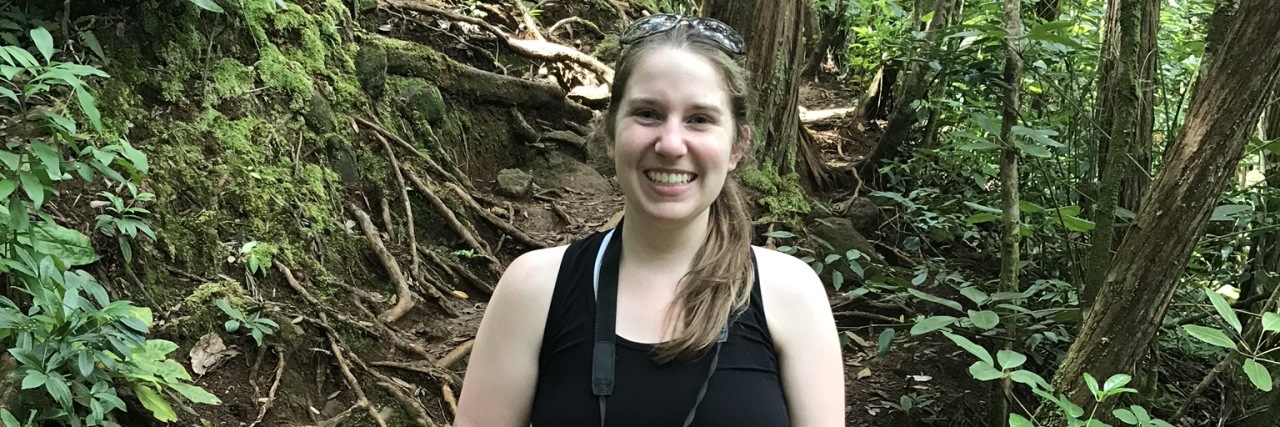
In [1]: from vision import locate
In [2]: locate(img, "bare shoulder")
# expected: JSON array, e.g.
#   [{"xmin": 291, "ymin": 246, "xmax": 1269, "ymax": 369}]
[
  {"xmin": 751, "ymin": 245, "xmax": 829, "ymax": 306},
  {"xmin": 495, "ymin": 245, "xmax": 569, "ymax": 299}
]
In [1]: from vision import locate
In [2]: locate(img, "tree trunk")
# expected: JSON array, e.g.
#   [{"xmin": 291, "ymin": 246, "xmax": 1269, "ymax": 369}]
[
  {"xmin": 701, "ymin": 0, "xmax": 839, "ymax": 190},
  {"xmin": 1038, "ymin": 0, "xmax": 1280, "ymax": 423},
  {"xmin": 857, "ymin": 0, "xmax": 960, "ymax": 182},
  {"xmin": 802, "ymin": 0, "xmax": 847, "ymax": 79},
  {"xmin": 1034, "ymin": 0, "xmax": 1059, "ymax": 22},
  {"xmin": 1081, "ymin": 0, "xmax": 1141, "ymax": 309},
  {"xmin": 1119, "ymin": 0, "xmax": 1159, "ymax": 213},
  {"xmin": 995, "ymin": 0, "xmax": 1023, "ymax": 423}
]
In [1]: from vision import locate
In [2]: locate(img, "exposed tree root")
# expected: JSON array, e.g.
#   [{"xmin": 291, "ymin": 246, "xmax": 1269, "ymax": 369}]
[
  {"xmin": 376, "ymin": 35, "xmax": 594, "ymax": 123},
  {"xmin": 247, "ymin": 347, "xmax": 286, "ymax": 427},
  {"xmin": 438, "ymin": 339, "xmax": 475, "ymax": 370},
  {"xmin": 372, "ymin": 132, "xmax": 421, "ymax": 274},
  {"xmin": 355, "ymin": 116, "xmax": 467, "ymax": 191},
  {"xmin": 548, "ymin": 17, "xmax": 603, "ymax": 38},
  {"xmin": 274, "ymin": 260, "xmax": 381, "ymax": 337},
  {"xmin": 403, "ymin": 169, "xmax": 492, "ymax": 257},
  {"xmin": 444, "ymin": 182, "xmax": 547, "ymax": 249},
  {"xmin": 316, "ymin": 314, "xmax": 388, "ymax": 427},
  {"xmin": 349, "ymin": 203, "xmax": 416, "ymax": 324},
  {"xmin": 420, "ymin": 247, "xmax": 495, "ymax": 296},
  {"xmin": 383, "ymin": 0, "xmax": 613, "ymax": 83}
]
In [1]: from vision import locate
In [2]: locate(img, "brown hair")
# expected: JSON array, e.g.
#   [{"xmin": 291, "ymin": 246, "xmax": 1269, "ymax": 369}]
[{"xmin": 601, "ymin": 23, "xmax": 755, "ymax": 364}]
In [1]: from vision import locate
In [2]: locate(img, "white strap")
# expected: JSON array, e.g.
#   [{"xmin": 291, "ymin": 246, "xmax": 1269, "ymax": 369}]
[{"xmin": 593, "ymin": 229, "xmax": 616, "ymax": 299}]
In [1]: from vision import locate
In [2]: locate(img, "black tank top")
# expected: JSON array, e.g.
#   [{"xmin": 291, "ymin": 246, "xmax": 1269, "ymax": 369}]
[{"xmin": 531, "ymin": 231, "xmax": 791, "ymax": 426}]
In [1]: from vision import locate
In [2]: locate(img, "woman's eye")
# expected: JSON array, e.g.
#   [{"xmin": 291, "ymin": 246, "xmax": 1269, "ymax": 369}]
[
  {"xmin": 635, "ymin": 109, "xmax": 661, "ymax": 121},
  {"xmin": 688, "ymin": 115, "xmax": 713, "ymax": 125}
]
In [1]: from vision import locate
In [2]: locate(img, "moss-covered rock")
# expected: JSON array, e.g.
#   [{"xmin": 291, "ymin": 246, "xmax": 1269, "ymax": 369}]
[
  {"xmin": 398, "ymin": 81, "xmax": 446, "ymax": 124},
  {"xmin": 355, "ymin": 42, "xmax": 388, "ymax": 100}
]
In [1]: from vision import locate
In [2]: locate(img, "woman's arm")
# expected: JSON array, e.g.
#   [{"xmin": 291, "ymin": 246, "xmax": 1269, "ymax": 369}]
[
  {"xmin": 454, "ymin": 247, "xmax": 566, "ymax": 427},
  {"xmin": 756, "ymin": 247, "xmax": 846, "ymax": 427}
]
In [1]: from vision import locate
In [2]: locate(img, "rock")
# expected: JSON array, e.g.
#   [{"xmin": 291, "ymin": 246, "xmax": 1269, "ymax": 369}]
[
  {"xmin": 528, "ymin": 151, "xmax": 614, "ymax": 195},
  {"xmin": 303, "ymin": 89, "xmax": 335, "ymax": 133},
  {"xmin": 398, "ymin": 82, "xmax": 446, "ymax": 124},
  {"xmin": 811, "ymin": 217, "xmax": 885, "ymax": 289},
  {"xmin": 844, "ymin": 197, "xmax": 882, "ymax": 235},
  {"xmin": 496, "ymin": 168, "xmax": 534, "ymax": 198},
  {"xmin": 355, "ymin": 43, "xmax": 387, "ymax": 100}
]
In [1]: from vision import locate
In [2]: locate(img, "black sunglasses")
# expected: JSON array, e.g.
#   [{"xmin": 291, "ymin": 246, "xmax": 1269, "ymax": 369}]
[{"xmin": 620, "ymin": 14, "xmax": 746, "ymax": 56}]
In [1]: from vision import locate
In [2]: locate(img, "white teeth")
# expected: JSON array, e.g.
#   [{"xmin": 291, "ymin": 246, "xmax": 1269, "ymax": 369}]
[{"xmin": 646, "ymin": 171, "xmax": 693, "ymax": 184}]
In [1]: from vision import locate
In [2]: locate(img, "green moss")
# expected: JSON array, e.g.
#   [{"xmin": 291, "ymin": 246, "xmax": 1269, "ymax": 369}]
[
  {"xmin": 205, "ymin": 58, "xmax": 256, "ymax": 106},
  {"xmin": 181, "ymin": 279, "xmax": 252, "ymax": 329},
  {"xmin": 740, "ymin": 163, "xmax": 810, "ymax": 220},
  {"xmin": 256, "ymin": 45, "xmax": 315, "ymax": 109},
  {"xmin": 355, "ymin": 43, "xmax": 388, "ymax": 99}
]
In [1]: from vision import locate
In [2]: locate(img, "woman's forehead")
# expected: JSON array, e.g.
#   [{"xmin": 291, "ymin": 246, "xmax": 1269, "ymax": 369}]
[{"xmin": 621, "ymin": 48, "xmax": 729, "ymax": 108}]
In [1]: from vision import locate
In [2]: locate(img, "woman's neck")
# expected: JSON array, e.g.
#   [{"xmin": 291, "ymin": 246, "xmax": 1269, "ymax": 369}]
[{"xmin": 618, "ymin": 207, "xmax": 711, "ymax": 272}]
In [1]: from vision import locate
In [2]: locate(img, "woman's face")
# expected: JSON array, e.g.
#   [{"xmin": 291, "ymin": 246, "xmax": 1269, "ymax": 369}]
[{"xmin": 611, "ymin": 46, "xmax": 743, "ymax": 225}]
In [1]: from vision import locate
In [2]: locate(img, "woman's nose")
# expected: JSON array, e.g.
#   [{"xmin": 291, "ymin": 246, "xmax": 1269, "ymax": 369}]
[{"xmin": 653, "ymin": 119, "xmax": 688, "ymax": 157}]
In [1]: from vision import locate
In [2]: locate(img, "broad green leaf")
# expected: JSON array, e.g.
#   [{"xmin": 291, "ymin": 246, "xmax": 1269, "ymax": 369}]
[
  {"xmin": 120, "ymin": 140, "xmax": 148, "ymax": 173},
  {"xmin": 0, "ymin": 86, "xmax": 16, "ymax": 103},
  {"xmin": 966, "ymin": 212, "xmax": 999, "ymax": 224},
  {"xmin": 1016, "ymin": 140, "xmax": 1052, "ymax": 158},
  {"xmin": 1027, "ymin": 20, "xmax": 1074, "ymax": 38},
  {"xmin": 1084, "ymin": 373, "xmax": 1101, "ymax": 397},
  {"xmin": 969, "ymin": 310, "xmax": 999, "ymax": 330},
  {"xmin": 76, "ymin": 87, "xmax": 102, "ymax": 131},
  {"xmin": 0, "ymin": 150, "xmax": 18, "ymax": 170},
  {"xmin": 957, "ymin": 141, "xmax": 997, "ymax": 151},
  {"xmin": 1058, "ymin": 213, "xmax": 1095, "ymax": 232},
  {"xmin": 133, "ymin": 384, "xmax": 177, "ymax": 421},
  {"xmin": 0, "ymin": 180, "xmax": 14, "ymax": 200},
  {"xmin": 19, "ymin": 171, "xmax": 43, "ymax": 208},
  {"xmin": 168, "ymin": 382, "xmax": 221, "ymax": 404},
  {"xmin": 908, "ymin": 288, "xmax": 963, "ymax": 312},
  {"xmin": 21, "ymin": 371, "xmax": 47, "ymax": 389},
  {"xmin": 997, "ymin": 350, "xmax": 1027, "ymax": 370},
  {"xmin": 943, "ymin": 331, "xmax": 992, "ymax": 365},
  {"xmin": 1113, "ymin": 408, "xmax": 1138, "ymax": 424},
  {"xmin": 1103, "ymin": 374, "xmax": 1132, "ymax": 391},
  {"xmin": 831, "ymin": 270, "xmax": 844, "ymax": 290},
  {"xmin": 45, "ymin": 374, "xmax": 72, "ymax": 408},
  {"xmin": 42, "ymin": 110, "xmax": 76, "ymax": 135},
  {"xmin": 1262, "ymin": 312, "xmax": 1279, "ymax": 332},
  {"xmin": 969, "ymin": 361, "xmax": 1003, "ymax": 381},
  {"xmin": 1010, "ymin": 369, "xmax": 1050, "ymax": 390},
  {"xmin": 80, "ymin": 31, "xmax": 106, "ymax": 61},
  {"xmin": 965, "ymin": 201, "xmax": 1002, "ymax": 214},
  {"xmin": 1210, "ymin": 204, "xmax": 1252, "ymax": 221},
  {"xmin": 1182, "ymin": 324, "xmax": 1236, "ymax": 349},
  {"xmin": 0, "ymin": 209, "xmax": 100, "ymax": 265},
  {"xmin": 1205, "ymin": 289, "xmax": 1241, "ymax": 333},
  {"xmin": 877, "ymin": 328, "xmax": 894, "ymax": 357},
  {"xmin": 225, "ymin": 319, "xmax": 240, "ymax": 332},
  {"xmin": 960, "ymin": 287, "xmax": 989, "ymax": 304},
  {"xmin": 1243, "ymin": 359, "xmax": 1273, "ymax": 392},
  {"xmin": 911, "ymin": 315, "xmax": 956, "ymax": 335},
  {"xmin": 29, "ymin": 27, "xmax": 53, "ymax": 63},
  {"xmin": 189, "ymin": 0, "xmax": 226, "ymax": 12},
  {"xmin": 1, "ymin": 409, "xmax": 19, "ymax": 427},
  {"xmin": 1009, "ymin": 413, "xmax": 1033, "ymax": 427},
  {"xmin": 30, "ymin": 141, "xmax": 62, "ymax": 178}
]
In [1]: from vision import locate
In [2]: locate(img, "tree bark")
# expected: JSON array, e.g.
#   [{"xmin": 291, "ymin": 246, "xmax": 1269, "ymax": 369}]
[
  {"xmin": 1038, "ymin": 0, "xmax": 1280, "ymax": 422},
  {"xmin": 995, "ymin": 0, "xmax": 1023, "ymax": 423},
  {"xmin": 856, "ymin": 0, "xmax": 959, "ymax": 182},
  {"xmin": 1119, "ymin": 0, "xmax": 1160, "ymax": 213},
  {"xmin": 701, "ymin": 0, "xmax": 839, "ymax": 190},
  {"xmin": 1081, "ymin": 0, "xmax": 1141, "ymax": 309}
]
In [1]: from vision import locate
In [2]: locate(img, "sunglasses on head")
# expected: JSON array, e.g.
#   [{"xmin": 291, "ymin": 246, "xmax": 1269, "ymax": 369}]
[{"xmin": 620, "ymin": 14, "xmax": 746, "ymax": 56}]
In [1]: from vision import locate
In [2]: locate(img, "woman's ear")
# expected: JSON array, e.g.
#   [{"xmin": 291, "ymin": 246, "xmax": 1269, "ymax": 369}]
[{"xmin": 729, "ymin": 126, "xmax": 750, "ymax": 171}]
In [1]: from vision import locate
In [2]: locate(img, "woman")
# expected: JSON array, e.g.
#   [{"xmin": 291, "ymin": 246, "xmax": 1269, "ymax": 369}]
[{"xmin": 455, "ymin": 14, "xmax": 844, "ymax": 427}]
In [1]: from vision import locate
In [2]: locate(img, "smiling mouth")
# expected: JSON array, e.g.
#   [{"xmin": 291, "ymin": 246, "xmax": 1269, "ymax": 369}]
[{"xmin": 645, "ymin": 170, "xmax": 696, "ymax": 185}]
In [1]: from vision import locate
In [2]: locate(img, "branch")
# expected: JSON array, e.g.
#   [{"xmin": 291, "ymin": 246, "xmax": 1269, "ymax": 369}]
[
  {"xmin": 403, "ymin": 169, "xmax": 492, "ymax": 256},
  {"xmin": 548, "ymin": 17, "xmax": 603, "ymax": 37},
  {"xmin": 317, "ymin": 315, "xmax": 387, "ymax": 427},
  {"xmin": 444, "ymin": 182, "xmax": 546, "ymax": 248}
]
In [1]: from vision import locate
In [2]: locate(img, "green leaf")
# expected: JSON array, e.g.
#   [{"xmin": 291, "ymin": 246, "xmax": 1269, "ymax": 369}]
[
  {"xmin": 831, "ymin": 270, "xmax": 844, "ymax": 290},
  {"xmin": 133, "ymin": 384, "xmax": 177, "ymax": 421},
  {"xmin": 1182, "ymin": 324, "xmax": 1237, "ymax": 349},
  {"xmin": 1058, "ymin": 213, "xmax": 1096, "ymax": 232},
  {"xmin": 120, "ymin": 141, "xmax": 148, "ymax": 174},
  {"xmin": 1205, "ymin": 289, "xmax": 1241, "ymax": 333},
  {"xmin": 189, "ymin": 0, "xmax": 226, "ymax": 13},
  {"xmin": 168, "ymin": 382, "xmax": 221, "ymax": 404},
  {"xmin": 908, "ymin": 288, "xmax": 963, "ymax": 312},
  {"xmin": 1, "ymin": 409, "xmax": 19, "ymax": 427},
  {"xmin": 21, "ymin": 371, "xmax": 47, "ymax": 389},
  {"xmin": 80, "ymin": 31, "xmax": 106, "ymax": 61},
  {"xmin": 0, "ymin": 180, "xmax": 15, "ymax": 200},
  {"xmin": 1084, "ymin": 372, "xmax": 1101, "ymax": 396},
  {"xmin": 1010, "ymin": 369, "xmax": 1050, "ymax": 390},
  {"xmin": 19, "ymin": 171, "xmax": 43, "ymax": 208},
  {"xmin": 0, "ymin": 86, "xmax": 16, "ymax": 104},
  {"xmin": 877, "ymin": 328, "xmax": 894, "ymax": 357},
  {"xmin": 966, "ymin": 212, "xmax": 999, "ymax": 224},
  {"xmin": 1103, "ymin": 374, "xmax": 1132, "ymax": 391},
  {"xmin": 1015, "ymin": 140, "xmax": 1053, "ymax": 158},
  {"xmin": 76, "ymin": 87, "xmax": 102, "ymax": 131},
  {"xmin": 960, "ymin": 287, "xmax": 989, "ymax": 304},
  {"xmin": 225, "ymin": 319, "xmax": 240, "ymax": 332},
  {"xmin": 965, "ymin": 201, "xmax": 1002, "ymax": 214},
  {"xmin": 1113, "ymin": 408, "xmax": 1138, "ymax": 424},
  {"xmin": 1263, "ymin": 312, "xmax": 1280, "ymax": 332},
  {"xmin": 30, "ymin": 141, "xmax": 62, "ymax": 178},
  {"xmin": 1243, "ymin": 358, "xmax": 1273, "ymax": 392},
  {"xmin": 762, "ymin": 230, "xmax": 794, "ymax": 239},
  {"xmin": 29, "ymin": 27, "xmax": 53, "ymax": 63},
  {"xmin": 1009, "ymin": 413, "xmax": 1034, "ymax": 427},
  {"xmin": 911, "ymin": 316, "xmax": 957, "ymax": 335},
  {"xmin": 943, "ymin": 331, "xmax": 992, "ymax": 365},
  {"xmin": 996, "ymin": 350, "xmax": 1027, "ymax": 370},
  {"xmin": 1210, "ymin": 204, "xmax": 1252, "ymax": 221},
  {"xmin": 969, "ymin": 310, "xmax": 1000, "ymax": 330},
  {"xmin": 0, "ymin": 151, "xmax": 18, "ymax": 170},
  {"xmin": 45, "ymin": 374, "xmax": 72, "ymax": 408},
  {"xmin": 969, "ymin": 361, "xmax": 1003, "ymax": 381}
]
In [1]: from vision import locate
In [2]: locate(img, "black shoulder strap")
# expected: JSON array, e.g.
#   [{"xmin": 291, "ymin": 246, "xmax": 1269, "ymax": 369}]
[{"xmin": 592, "ymin": 227, "xmax": 623, "ymax": 427}]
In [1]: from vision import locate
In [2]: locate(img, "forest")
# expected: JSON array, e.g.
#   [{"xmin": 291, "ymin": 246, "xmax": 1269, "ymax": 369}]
[{"xmin": 0, "ymin": 0, "xmax": 1278, "ymax": 425}]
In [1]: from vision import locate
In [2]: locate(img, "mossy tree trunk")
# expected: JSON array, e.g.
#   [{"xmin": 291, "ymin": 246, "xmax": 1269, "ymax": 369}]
[
  {"xmin": 1037, "ymin": 0, "xmax": 1280, "ymax": 423},
  {"xmin": 1080, "ymin": 0, "xmax": 1141, "ymax": 310},
  {"xmin": 701, "ymin": 0, "xmax": 837, "ymax": 190}
]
